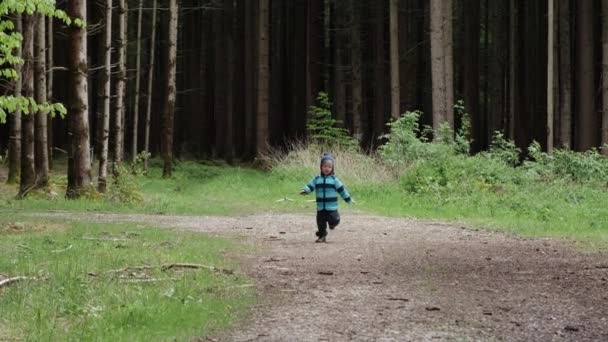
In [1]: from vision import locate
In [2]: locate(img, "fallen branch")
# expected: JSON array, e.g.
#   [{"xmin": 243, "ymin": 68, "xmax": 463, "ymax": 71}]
[
  {"xmin": 105, "ymin": 265, "xmax": 154, "ymax": 274},
  {"xmin": 51, "ymin": 245, "xmax": 73, "ymax": 253},
  {"xmin": 161, "ymin": 263, "xmax": 234, "ymax": 275},
  {"xmin": 0, "ymin": 276, "xmax": 36, "ymax": 288},
  {"xmin": 83, "ymin": 237, "xmax": 129, "ymax": 242}
]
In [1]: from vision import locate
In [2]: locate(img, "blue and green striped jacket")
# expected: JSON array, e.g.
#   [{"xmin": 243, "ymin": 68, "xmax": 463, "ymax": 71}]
[{"xmin": 302, "ymin": 175, "xmax": 352, "ymax": 211}]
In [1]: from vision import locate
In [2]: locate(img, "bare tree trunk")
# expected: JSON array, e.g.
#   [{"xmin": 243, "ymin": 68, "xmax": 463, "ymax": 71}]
[
  {"xmin": 508, "ymin": 0, "xmax": 517, "ymax": 142},
  {"xmin": 323, "ymin": 0, "xmax": 331, "ymax": 92},
  {"xmin": 131, "ymin": 0, "xmax": 143, "ymax": 162},
  {"xmin": 559, "ymin": 0, "xmax": 572, "ymax": 149},
  {"xmin": 547, "ymin": 0, "xmax": 554, "ymax": 153},
  {"xmin": 602, "ymin": 0, "xmax": 608, "ymax": 154},
  {"xmin": 373, "ymin": 1, "xmax": 387, "ymax": 138},
  {"xmin": 443, "ymin": 0, "xmax": 454, "ymax": 129},
  {"xmin": 161, "ymin": 0, "xmax": 178, "ymax": 177},
  {"xmin": 224, "ymin": 0, "xmax": 234, "ymax": 162},
  {"xmin": 257, "ymin": 0, "xmax": 270, "ymax": 157},
  {"xmin": 34, "ymin": 13, "xmax": 49, "ymax": 189},
  {"xmin": 114, "ymin": 0, "xmax": 127, "ymax": 163},
  {"xmin": 389, "ymin": 0, "xmax": 400, "ymax": 120},
  {"xmin": 576, "ymin": 0, "xmax": 596, "ymax": 151},
  {"xmin": 98, "ymin": 0, "xmax": 112, "ymax": 192},
  {"xmin": 7, "ymin": 15, "xmax": 22, "ymax": 185},
  {"xmin": 19, "ymin": 15, "xmax": 36, "ymax": 198},
  {"xmin": 46, "ymin": 16, "xmax": 54, "ymax": 170},
  {"xmin": 66, "ymin": 0, "xmax": 92, "ymax": 198},
  {"xmin": 244, "ymin": 0, "xmax": 255, "ymax": 159},
  {"xmin": 350, "ymin": 0, "xmax": 362, "ymax": 137},
  {"xmin": 333, "ymin": 1, "xmax": 345, "ymax": 125},
  {"xmin": 464, "ymin": 0, "xmax": 482, "ymax": 151},
  {"xmin": 144, "ymin": 0, "xmax": 157, "ymax": 170},
  {"xmin": 430, "ymin": 0, "xmax": 446, "ymax": 131}
]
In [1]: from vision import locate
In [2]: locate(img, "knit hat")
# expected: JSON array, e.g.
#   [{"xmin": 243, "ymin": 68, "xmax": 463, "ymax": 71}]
[{"xmin": 320, "ymin": 152, "xmax": 335, "ymax": 175}]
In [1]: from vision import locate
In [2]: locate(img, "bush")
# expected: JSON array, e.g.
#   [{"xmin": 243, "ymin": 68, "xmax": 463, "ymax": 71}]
[
  {"xmin": 107, "ymin": 164, "xmax": 143, "ymax": 204},
  {"xmin": 306, "ymin": 92, "xmax": 357, "ymax": 148}
]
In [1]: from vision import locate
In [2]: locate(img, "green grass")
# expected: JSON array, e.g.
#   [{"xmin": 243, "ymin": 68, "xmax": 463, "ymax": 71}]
[
  {"xmin": 1, "ymin": 148, "xmax": 608, "ymax": 247},
  {"xmin": 0, "ymin": 216, "xmax": 254, "ymax": 341}
]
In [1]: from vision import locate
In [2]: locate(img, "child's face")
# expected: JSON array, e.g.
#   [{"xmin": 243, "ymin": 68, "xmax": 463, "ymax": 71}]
[{"xmin": 321, "ymin": 162, "xmax": 333, "ymax": 175}]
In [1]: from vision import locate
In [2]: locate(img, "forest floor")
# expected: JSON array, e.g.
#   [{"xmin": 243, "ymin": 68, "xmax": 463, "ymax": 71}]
[{"xmin": 27, "ymin": 211, "xmax": 608, "ymax": 341}]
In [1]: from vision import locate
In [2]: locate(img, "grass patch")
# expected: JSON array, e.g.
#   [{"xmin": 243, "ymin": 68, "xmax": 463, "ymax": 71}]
[{"xmin": 0, "ymin": 216, "xmax": 254, "ymax": 341}]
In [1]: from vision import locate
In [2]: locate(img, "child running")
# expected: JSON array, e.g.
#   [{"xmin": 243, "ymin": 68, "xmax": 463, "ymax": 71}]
[{"xmin": 300, "ymin": 153, "xmax": 353, "ymax": 242}]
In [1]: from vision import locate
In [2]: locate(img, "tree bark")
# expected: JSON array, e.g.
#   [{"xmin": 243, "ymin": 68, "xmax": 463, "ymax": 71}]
[
  {"xmin": 46, "ymin": 16, "xmax": 54, "ymax": 170},
  {"xmin": 443, "ymin": 0, "xmax": 454, "ymax": 129},
  {"xmin": 389, "ymin": 0, "xmax": 400, "ymax": 120},
  {"xmin": 131, "ymin": 0, "xmax": 144, "ymax": 162},
  {"xmin": 559, "ymin": 0, "xmax": 572, "ymax": 149},
  {"xmin": 19, "ymin": 15, "xmax": 36, "ymax": 198},
  {"xmin": 333, "ymin": 1, "xmax": 345, "ymax": 125},
  {"xmin": 34, "ymin": 13, "xmax": 49, "ymax": 189},
  {"xmin": 161, "ymin": 0, "xmax": 178, "ymax": 177},
  {"xmin": 464, "ymin": 0, "xmax": 482, "ymax": 151},
  {"xmin": 350, "ymin": 0, "xmax": 362, "ymax": 137},
  {"xmin": 373, "ymin": 1, "xmax": 387, "ymax": 138},
  {"xmin": 576, "ymin": 0, "xmax": 596, "ymax": 151},
  {"xmin": 430, "ymin": 0, "xmax": 446, "ymax": 132},
  {"xmin": 256, "ymin": 0, "xmax": 270, "ymax": 157},
  {"xmin": 602, "ymin": 0, "xmax": 608, "ymax": 154},
  {"xmin": 244, "ymin": 0, "xmax": 255, "ymax": 159},
  {"xmin": 114, "ymin": 0, "xmax": 127, "ymax": 163},
  {"xmin": 66, "ymin": 0, "xmax": 92, "ymax": 198},
  {"xmin": 224, "ymin": 0, "xmax": 234, "ymax": 162},
  {"xmin": 98, "ymin": 0, "xmax": 112, "ymax": 192},
  {"xmin": 508, "ymin": 0, "xmax": 517, "ymax": 142},
  {"xmin": 144, "ymin": 0, "xmax": 157, "ymax": 170},
  {"xmin": 7, "ymin": 15, "xmax": 22, "ymax": 184},
  {"xmin": 547, "ymin": 0, "xmax": 555, "ymax": 153}
]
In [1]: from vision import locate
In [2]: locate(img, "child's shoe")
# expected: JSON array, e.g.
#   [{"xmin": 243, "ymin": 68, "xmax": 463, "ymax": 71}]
[
  {"xmin": 315, "ymin": 236, "xmax": 326, "ymax": 243},
  {"xmin": 329, "ymin": 225, "xmax": 336, "ymax": 230}
]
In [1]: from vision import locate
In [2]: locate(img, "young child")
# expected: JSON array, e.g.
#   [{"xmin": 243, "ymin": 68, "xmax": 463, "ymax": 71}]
[{"xmin": 300, "ymin": 153, "xmax": 353, "ymax": 242}]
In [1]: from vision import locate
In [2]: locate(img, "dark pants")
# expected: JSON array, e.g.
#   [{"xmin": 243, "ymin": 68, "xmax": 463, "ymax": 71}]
[{"xmin": 316, "ymin": 210, "xmax": 340, "ymax": 237}]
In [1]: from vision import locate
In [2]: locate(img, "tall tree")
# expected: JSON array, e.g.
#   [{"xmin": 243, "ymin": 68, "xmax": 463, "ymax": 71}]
[
  {"xmin": 559, "ymin": 0, "xmax": 572, "ymax": 149},
  {"xmin": 508, "ymin": 0, "xmax": 517, "ymax": 142},
  {"xmin": 98, "ymin": 0, "xmax": 112, "ymax": 192},
  {"xmin": 602, "ymin": 0, "xmax": 608, "ymax": 155},
  {"xmin": 332, "ymin": 1, "xmax": 346, "ymax": 125},
  {"xmin": 46, "ymin": 16, "xmax": 54, "ymax": 170},
  {"xmin": 372, "ymin": 1, "xmax": 387, "ymax": 138},
  {"xmin": 547, "ymin": 0, "xmax": 555, "ymax": 153},
  {"xmin": 443, "ymin": 0, "xmax": 454, "ymax": 128},
  {"xmin": 34, "ymin": 13, "xmax": 49, "ymax": 188},
  {"xmin": 349, "ymin": 0, "xmax": 362, "ymax": 137},
  {"xmin": 389, "ymin": 0, "xmax": 400, "ymax": 120},
  {"xmin": 131, "ymin": 0, "xmax": 144, "ymax": 162},
  {"xmin": 66, "ymin": 0, "xmax": 92, "ymax": 198},
  {"xmin": 256, "ymin": 0, "xmax": 270, "ymax": 156},
  {"xmin": 576, "ymin": 0, "xmax": 596, "ymax": 151},
  {"xmin": 430, "ymin": 0, "xmax": 446, "ymax": 132},
  {"xmin": 7, "ymin": 15, "xmax": 22, "ymax": 185},
  {"xmin": 464, "ymin": 0, "xmax": 482, "ymax": 150},
  {"xmin": 114, "ymin": 0, "xmax": 127, "ymax": 162},
  {"xmin": 144, "ymin": 0, "xmax": 157, "ymax": 170},
  {"xmin": 161, "ymin": 0, "xmax": 178, "ymax": 177},
  {"xmin": 224, "ymin": 0, "xmax": 234, "ymax": 161},
  {"xmin": 18, "ymin": 15, "xmax": 36, "ymax": 198}
]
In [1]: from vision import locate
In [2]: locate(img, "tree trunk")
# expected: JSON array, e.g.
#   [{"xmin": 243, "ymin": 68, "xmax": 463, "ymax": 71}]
[
  {"xmin": 547, "ymin": 0, "xmax": 554, "ymax": 153},
  {"xmin": 244, "ymin": 0, "xmax": 255, "ymax": 159},
  {"xmin": 333, "ymin": 1, "xmax": 346, "ymax": 125},
  {"xmin": 161, "ymin": 0, "xmax": 178, "ymax": 177},
  {"xmin": 7, "ymin": 15, "xmax": 22, "ymax": 185},
  {"xmin": 224, "ymin": 0, "xmax": 234, "ymax": 162},
  {"xmin": 144, "ymin": 0, "xmax": 157, "ymax": 170},
  {"xmin": 373, "ymin": 1, "xmax": 387, "ymax": 138},
  {"xmin": 323, "ymin": 0, "xmax": 331, "ymax": 92},
  {"xmin": 559, "ymin": 0, "xmax": 572, "ymax": 149},
  {"xmin": 114, "ymin": 0, "xmax": 127, "ymax": 163},
  {"xmin": 464, "ymin": 0, "xmax": 482, "ymax": 151},
  {"xmin": 443, "ymin": 0, "xmax": 454, "ymax": 129},
  {"xmin": 489, "ymin": 0, "xmax": 507, "ymax": 138},
  {"xmin": 46, "ymin": 16, "xmax": 54, "ymax": 170},
  {"xmin": 508, "ymin": 0, "xmax": 517, "ymax": 142},
  {"xmin": 256, "ymin": 0, "xmax": 270, "ymax": 156},
  {"xmin": 389, "ymin": 0, "xmax": 400, "ymax": 120},
  {"xmin": 576, "ymin": 0, "xmax": 596, "ymax": 151},
  {"xmin": 602, "ymin": 0, "xmax": 608, "ymax": 154},
  {"xmin": 98, "ymin": 0, "xmax": 112, "ymax": 192},
  {"xmin": 66, "ymin": 0, "xmax": 92, "ymax": 198},
  {"xmin": 430, "ymin": 0, "xmax": 446, "ymax": 132},
  {"xmin": 19, "ymin": 15, "xmax": 36, "ymax": 198},
  {"xmin": 350, "ymin": 0, "xmax": 362, "ymax": 137},
  {"xmin": 131, "ymin": 0, "xmax": 144, "ymax": 162},
  {"xmin": 34, "ymin": 13, "xmax": 49, "ymax": 189}
]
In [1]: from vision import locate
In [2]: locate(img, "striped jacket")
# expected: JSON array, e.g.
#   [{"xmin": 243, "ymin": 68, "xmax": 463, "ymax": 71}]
[{"xmin": 302, "ymin": 175, "xmax": 352, "ymax": 211}]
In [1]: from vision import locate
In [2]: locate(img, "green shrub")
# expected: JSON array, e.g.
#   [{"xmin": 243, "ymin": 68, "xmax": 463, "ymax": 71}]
[
  {"xmin": 108, "ymin": 164, "xmax": 143, "ymax": 203},
  {"xmin": 484, "ymin": 131, "xmax": 521, "ymax": 167}
]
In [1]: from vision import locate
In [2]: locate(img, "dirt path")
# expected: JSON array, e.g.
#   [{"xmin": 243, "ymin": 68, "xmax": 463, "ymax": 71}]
[{"xmin": 33, "ymin": 211, "xmax": 608, "ymax": 341}]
